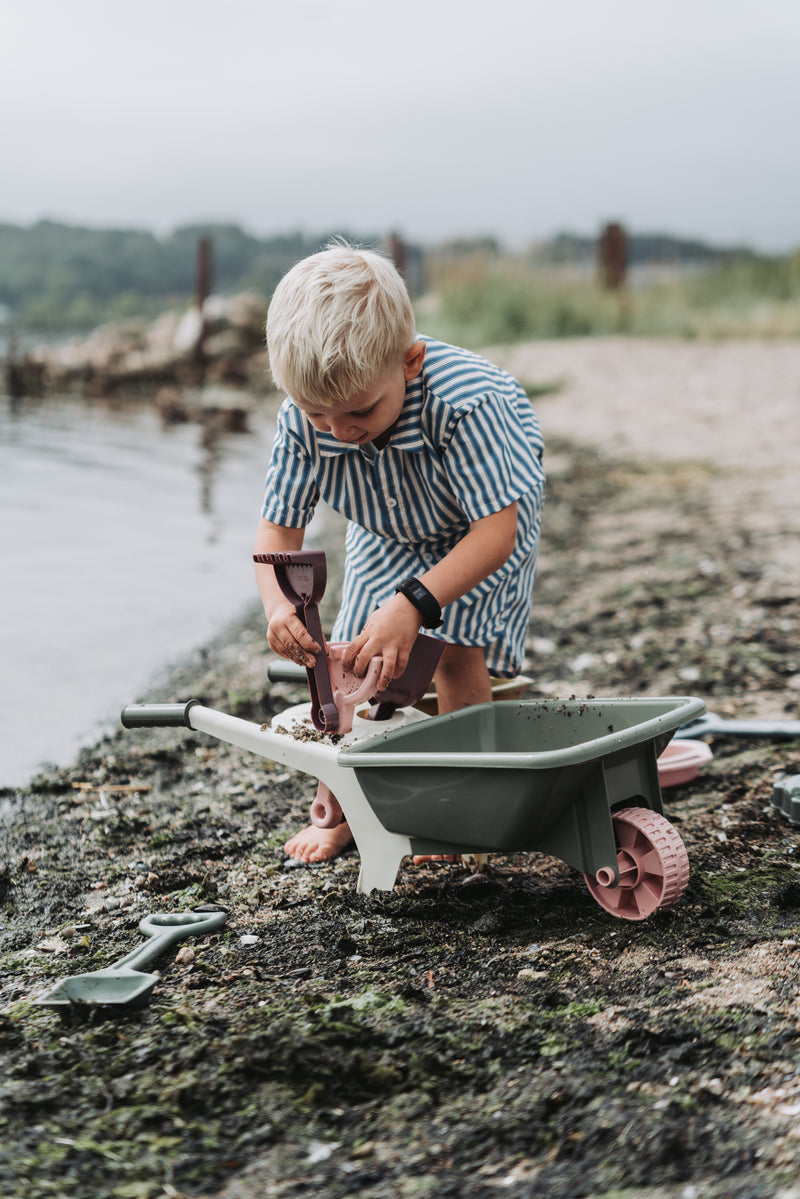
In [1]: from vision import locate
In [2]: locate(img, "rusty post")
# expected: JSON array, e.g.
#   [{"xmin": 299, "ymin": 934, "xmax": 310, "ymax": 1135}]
[
  {"xmin": 196, "ymin": 236, "xmax": 212, "ymax": 309},
  {"xmin": 386, "ymin": 233, "xmax": 408, "ymax": 287},
  {"xmin": 596, "ymin": 222, "xmax": 628, "ymax": 290},
  {"xmin": 192, "ymin": 236, "xmax": 213, "ymax": 376},
  {"xmin": 3, "ymin": 329, "xmax": 20, "ymax": 401},
  {"xmin": 596, "ymin": 222, "xmax": 630, "ymax": 329}
]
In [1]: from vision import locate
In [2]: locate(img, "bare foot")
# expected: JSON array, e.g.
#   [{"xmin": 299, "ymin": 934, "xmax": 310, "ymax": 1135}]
[{"xmin": 284, "ymin": 822, "xmax": 353, "ymax": 863}]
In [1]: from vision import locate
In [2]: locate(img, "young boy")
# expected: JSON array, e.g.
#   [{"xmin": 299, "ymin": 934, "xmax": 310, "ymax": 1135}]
[{"xmin": 255, "ymin": 242, "xmax": 545, "ymax": 864}]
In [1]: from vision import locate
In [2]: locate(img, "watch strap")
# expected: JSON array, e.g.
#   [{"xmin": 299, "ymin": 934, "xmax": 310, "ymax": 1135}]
[{"xmin": 394, "ymin": 577, "xmax": 443, "ymax": 628}]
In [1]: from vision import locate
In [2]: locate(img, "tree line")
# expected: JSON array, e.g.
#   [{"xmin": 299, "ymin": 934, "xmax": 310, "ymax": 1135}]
[
  {"xmin": 0, "ymin": 218, "xmax": 782, "ymax": 332},
  {"xmin": 0, "ymin": 222, "xmax": 370, "ymax": 330}
]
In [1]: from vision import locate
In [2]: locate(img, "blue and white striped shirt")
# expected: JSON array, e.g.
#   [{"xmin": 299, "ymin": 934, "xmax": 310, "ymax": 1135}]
[{"xmin": 261, "ymin": 337, "xmax": 545, "ymax": 676}]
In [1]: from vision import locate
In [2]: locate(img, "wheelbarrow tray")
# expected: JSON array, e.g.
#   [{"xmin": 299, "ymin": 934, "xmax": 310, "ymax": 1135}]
[{"xmin": 337, "ymin": 696, "xmax": 705, "ymax": 862}]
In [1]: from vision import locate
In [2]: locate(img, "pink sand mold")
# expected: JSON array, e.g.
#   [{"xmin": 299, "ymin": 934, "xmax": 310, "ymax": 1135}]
[
  {"xmin": 302, "ymin": 640, "xmax": 446, "ymax": 828},
  {"xmin": 309, "ymin": 782, "xmax": 344, "ymax": 829},
  {"xmin": 324, "ymin": 644, "xmax": 384, "ymax": 733},
  {"xmin": 656, "ymin": 739, "xmax": 713, "ymax": 788}
]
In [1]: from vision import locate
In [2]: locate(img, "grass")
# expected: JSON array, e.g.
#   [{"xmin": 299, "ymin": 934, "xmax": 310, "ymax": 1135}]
[{"xmin": 416, "ymin": 251, "xmax": 800, "ymax": 346}]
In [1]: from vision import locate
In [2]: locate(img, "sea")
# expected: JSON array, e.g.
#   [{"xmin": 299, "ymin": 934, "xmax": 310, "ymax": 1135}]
[{"xmin": 0, "ymin": 376, "xmax": 287, "ymax": 789}]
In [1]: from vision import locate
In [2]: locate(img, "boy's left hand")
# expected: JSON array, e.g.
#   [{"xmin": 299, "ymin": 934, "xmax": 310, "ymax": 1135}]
[{"xmin": 342, "ymin": 595, "xmax": 422, "ymax": 692}]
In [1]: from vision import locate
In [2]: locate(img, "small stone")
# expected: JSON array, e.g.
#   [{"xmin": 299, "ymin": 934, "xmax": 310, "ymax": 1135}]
[{"xmin": 350, "ymin": 1141, "xmax": 376, "ymax": 1159}]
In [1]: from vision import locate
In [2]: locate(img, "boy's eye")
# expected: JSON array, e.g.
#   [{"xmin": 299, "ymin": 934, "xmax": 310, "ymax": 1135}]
[{"xmin": 352, "ymin": 405, "xmax": 375, "ymax": 417}]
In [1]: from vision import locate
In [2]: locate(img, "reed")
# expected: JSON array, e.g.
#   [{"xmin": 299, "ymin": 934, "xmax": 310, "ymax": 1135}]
[{"xmin": 418, "ymin": 251, "xmax": 800, "ymax": 345}]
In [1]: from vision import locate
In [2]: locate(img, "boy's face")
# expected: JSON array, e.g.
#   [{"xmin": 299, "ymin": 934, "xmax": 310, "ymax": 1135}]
[{"xmin": 293, "ymin": 341, "xmax": 425, "ymax": 448}]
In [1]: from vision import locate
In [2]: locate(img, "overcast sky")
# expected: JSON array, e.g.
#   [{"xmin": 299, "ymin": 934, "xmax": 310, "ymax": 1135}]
[{"xmin": 3, "ymin": 0, "xmax": 799, "ymax": 252}]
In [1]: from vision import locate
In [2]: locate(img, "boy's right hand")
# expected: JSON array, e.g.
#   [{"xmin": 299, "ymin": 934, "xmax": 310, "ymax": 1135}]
[{"xmin": 266, "ymin": 600, "xmax": 320, "ymax": 668}]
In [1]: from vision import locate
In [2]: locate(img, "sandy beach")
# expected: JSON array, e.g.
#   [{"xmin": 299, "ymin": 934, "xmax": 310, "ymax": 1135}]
[{"xmin": 492, "ymin": 336, "xmax": 800, "ymax": 578}]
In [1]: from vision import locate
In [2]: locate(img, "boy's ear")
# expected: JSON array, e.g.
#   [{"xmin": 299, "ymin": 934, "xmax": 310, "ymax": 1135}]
[{"xmin": 403, "ymin": 340, "xmax": 426, "ymax": 381}]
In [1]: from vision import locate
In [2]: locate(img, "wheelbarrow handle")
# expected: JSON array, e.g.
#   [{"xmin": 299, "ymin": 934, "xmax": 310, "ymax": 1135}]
[
  {"xmin": 267, "ymin": 661, "xmax": 309, "ymax": 684},
  {"xmin": 120, "ymin": 701, "xmax": 201, "ymax": 728}
]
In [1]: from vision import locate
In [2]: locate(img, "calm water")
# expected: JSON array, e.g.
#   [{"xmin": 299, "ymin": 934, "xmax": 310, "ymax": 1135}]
[{"xmin": 1, "ymin": 389, "xmax": 282, "ymax": 787}]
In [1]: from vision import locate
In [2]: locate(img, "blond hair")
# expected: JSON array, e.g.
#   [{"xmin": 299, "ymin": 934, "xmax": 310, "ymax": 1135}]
[{"xmin": 266, "ymin": 242, "xmax": 416, "ymax": 407}]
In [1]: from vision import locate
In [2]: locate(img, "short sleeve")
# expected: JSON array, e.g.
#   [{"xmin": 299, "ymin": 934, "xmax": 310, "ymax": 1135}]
[
  {"xmin": 442, "ymin": 393, "xmax": 543, "ymax": 522},
  {"xmin": 260, "ymin": 408, "xmax": 320, "ymax": 528}
]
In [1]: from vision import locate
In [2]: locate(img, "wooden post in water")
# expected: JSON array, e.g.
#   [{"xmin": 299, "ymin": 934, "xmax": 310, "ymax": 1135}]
[
  {"xmin": 196, "ymin": 237, "xmax": 212, "ymax": 310},
  {"xmin": 3, "ymin": 329, "xmax": 22, "ymax": 404},
  {"xmin": 193, "ymin": 236, "xmax": 213, "ymax": 377}
]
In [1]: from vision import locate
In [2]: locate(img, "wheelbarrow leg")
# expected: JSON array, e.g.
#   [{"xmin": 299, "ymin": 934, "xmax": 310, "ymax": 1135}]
[
  {"xmin": 356, "ymin": 842, "xmax": 413, "ymax": 894},
  {"xmin": 169, "ymin": 704, "xmax": 414, "ymax": 892},
  {"xmin": 328, "ymin": 772, "xmax": 413, "ymax": 893}
]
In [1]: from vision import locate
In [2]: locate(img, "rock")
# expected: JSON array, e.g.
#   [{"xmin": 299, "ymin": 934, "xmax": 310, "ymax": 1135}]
[
  {"xmin": 173, "ymin": 306, "xmax": 205, "ymax": 354},
  {"xmin": 13, "ymin": 292, "xmax": 268, "ymax": 403}
]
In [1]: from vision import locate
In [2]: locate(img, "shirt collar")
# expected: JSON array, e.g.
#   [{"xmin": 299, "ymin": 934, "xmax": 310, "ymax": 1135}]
[{"xmin": 315, "ymin": 377, "xmax": 426, "ymax": 457}]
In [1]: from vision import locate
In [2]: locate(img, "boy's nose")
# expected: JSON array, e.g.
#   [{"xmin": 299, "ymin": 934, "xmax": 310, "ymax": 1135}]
[{"xmin": 330, "ymin": 419, "xmax": 359, "ymax": 441}]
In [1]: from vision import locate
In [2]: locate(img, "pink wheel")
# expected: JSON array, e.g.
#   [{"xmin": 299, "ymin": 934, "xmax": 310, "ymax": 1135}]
[{"xmin": 584, "ymin": 807, "xmax": 689, "ymax": 921}]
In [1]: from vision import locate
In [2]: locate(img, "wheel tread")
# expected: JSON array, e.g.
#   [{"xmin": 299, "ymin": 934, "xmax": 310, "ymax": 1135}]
[{"xmin": 584, "ymin": 806, "xmax": 689, "ymax": 921}]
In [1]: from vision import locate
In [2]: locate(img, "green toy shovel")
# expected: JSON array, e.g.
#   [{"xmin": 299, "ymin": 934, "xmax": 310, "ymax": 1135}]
[{"xmin": 35, "ymin": 910, "xmax": 227, "ymax": 1008}]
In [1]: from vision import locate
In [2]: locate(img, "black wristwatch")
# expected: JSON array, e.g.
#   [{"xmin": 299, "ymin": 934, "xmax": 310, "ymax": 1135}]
[{"xmin": 395, "ymin": 576, "xmax": 443, "ymax": 628}]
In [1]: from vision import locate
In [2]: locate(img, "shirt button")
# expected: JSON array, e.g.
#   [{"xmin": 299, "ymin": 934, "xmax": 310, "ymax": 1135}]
[{"xmin": 386, "ymin": 498, "xmax": 397, "ymax": 508}]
